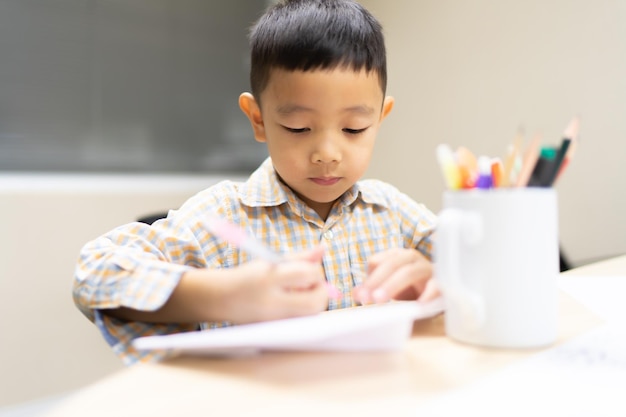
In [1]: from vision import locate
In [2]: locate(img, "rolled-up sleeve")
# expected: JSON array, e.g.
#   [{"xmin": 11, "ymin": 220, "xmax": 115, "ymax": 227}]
[{"xmin": 73, "ymin": 214, "xmax": 216, "ymax": 364}]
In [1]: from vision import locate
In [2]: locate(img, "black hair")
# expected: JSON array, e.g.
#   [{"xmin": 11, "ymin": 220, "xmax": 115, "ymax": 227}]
[{"xmin": 248, "ymin": 0, "xmax": 387, "ymax": 101}]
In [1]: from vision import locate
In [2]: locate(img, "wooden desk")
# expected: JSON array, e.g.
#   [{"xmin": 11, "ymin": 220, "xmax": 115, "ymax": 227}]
[{"xmin": 46, "ymin": 256, "xmax": 625, "ymax": 417}]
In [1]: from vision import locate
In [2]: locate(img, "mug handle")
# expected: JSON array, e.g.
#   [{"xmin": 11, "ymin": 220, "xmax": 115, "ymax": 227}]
[{"xmin": 436, "ymin": 208, "xmax": 485, "ymax": 331}]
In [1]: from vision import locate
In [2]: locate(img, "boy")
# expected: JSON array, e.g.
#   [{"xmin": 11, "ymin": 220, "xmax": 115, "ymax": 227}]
[{"xmin": 74, "ymin": 0, "xmax": 438, "ymax": 365}]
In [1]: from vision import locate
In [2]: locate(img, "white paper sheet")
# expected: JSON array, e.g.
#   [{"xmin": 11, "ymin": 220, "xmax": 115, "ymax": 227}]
[
  {"xmin": 558, "ymin": 274, "xmax": 626, "ymax": 322},
  {"xmin": 416, "ymin": 322, "xmax": 626, "ymax": 417},
  {"xmin": 415, "ymin": 275, "xmax": 626, "ymax": 417},
  {"xmin": 133, "ymin": 299, "xmax": 444, "ymax": 357}
]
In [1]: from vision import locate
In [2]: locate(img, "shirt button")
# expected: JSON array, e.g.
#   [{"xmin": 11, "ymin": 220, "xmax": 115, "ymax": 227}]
[{"xmin": 322, "ymin": 230, "xmax": 334, "ymax": 240}]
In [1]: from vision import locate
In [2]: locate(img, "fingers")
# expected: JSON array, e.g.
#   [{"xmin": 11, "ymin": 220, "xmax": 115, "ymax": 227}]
[
  {"xmin": 227, "ymin": 261, "xmax": 328, "ymax": 324},
  {"xmin": 273, "ymin": 279, "xmax": 329, "ymax": 317},
  {"xmin": 279, "ymin": 245, "xmax": 328, "ymax": 293},
  {"xmin": 366, "ymin": 248, "xmax": 421, "ymax": 287},
  {"xmin": 254, "ymin": 256, "xmax": 329, "ymax": 320},
  {"xmin": 252, "ymin": 264, "xmax": 328, "ymax": 321},
  {"xmin": 273, "ymin": 258, "xmax": 325, "ymax": 291},
  {"xmin": 417, "ymin": 278, "xmax": 441, "ymax": 302},
  {"xmin": 356, "ymin": 249, "xmax": 433, "ymax": 304}
]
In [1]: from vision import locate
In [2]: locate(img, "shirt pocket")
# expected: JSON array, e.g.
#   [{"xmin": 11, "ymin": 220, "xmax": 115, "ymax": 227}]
[{"xmin": 348, "ymin": 233, "xmax": 403, "ymax": 287}]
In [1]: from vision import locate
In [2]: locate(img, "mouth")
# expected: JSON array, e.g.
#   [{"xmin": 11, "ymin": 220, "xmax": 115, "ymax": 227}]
[{"xmin": 310, "ymin": 176, "xmax": 341, "ymax": 186}]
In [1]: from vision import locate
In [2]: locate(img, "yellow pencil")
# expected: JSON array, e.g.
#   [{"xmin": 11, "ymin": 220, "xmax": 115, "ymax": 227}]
[{"xmin": 501, "ymin": 130, "xmax": 524, "ymax": 187}]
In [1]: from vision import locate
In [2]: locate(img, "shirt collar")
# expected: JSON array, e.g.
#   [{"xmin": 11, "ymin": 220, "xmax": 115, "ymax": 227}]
[
  {"xmin": 354, "ymin": 179, "xmax": 393, "ymax": 208},
  {"xmin": 239, "ymin": 157, "xmax": 290, "ymax": 207}
]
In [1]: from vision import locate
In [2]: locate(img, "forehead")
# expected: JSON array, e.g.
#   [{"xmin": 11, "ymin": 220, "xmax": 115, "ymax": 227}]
[{"xmin": 260, "ymin": 67, "xmax": 384, "ymax": 110}]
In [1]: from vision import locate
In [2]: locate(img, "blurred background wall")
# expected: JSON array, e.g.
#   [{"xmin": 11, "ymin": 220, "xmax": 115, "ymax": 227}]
[
  {"xmin": 0, "ymin": 0, "xmax": 264, "ymax": 409},
  {"xmin": 361, "ymin": 0, "xmax": 626, "ymax": 266}
]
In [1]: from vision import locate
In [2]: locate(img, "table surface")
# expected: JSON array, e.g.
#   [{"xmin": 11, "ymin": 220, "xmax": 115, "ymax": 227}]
[{"xmin": 46, "ymin": 255, "xmax": 625, "ymax": 417}]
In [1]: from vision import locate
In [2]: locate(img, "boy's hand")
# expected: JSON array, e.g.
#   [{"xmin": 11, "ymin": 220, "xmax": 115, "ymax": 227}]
[
  {"xmin": 354, "ymin": 248, "xmax": 440, "ymax": 305},
  {"xmin": 106, "ymin": 246, "xmax": 329, "ymax": 326},
  {"xmin": 222, "ymin": 246, "xmax": 329, "ymax": 323}
]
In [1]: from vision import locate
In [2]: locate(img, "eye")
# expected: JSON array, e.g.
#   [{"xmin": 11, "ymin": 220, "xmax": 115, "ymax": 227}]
[
  {"xmin": 281, "ymin": 125, "xmax": 310, "ymax": 134},
  {"xmin": 343, "ymin": 127, "xmax": 369, "ymax": 135}
]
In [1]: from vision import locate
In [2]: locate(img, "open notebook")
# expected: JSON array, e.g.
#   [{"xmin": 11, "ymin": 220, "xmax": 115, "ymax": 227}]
[{"xmin": 133, "ymin": 299, "xmax": 444, "ymax": 357}]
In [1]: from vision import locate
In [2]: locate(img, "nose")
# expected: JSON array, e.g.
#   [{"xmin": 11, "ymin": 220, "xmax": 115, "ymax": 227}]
[{"xmin": 311, "ymin": 135, "xmax": 342, "ymax": 164}]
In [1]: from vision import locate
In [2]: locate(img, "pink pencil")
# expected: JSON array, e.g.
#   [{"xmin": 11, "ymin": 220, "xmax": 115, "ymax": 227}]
[
  {"xmin": 209, "ymin": 217, "xmax": 341, "ymax": 299},
  {"xmin": 515, "ymin": 133, "xmax": 542, "ymax": 187}
]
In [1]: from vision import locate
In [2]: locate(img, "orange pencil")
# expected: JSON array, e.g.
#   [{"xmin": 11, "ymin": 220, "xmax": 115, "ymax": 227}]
[
  {"xmin": 455, "ymin": 146, "xmax": 478, "ymax": 188},
  {"xmin": 491, "ymin": 158, "xmax": 504, "ymax": 188}
]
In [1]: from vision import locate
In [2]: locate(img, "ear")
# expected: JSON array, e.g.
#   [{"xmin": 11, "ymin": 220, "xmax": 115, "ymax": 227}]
[
  {"xmin": 239, "ymin": 92, "xmax": 267, "ymax": 143},
  {"xmin": 380, "ymin": 96, "xmax": 395, "ymax": 122}
]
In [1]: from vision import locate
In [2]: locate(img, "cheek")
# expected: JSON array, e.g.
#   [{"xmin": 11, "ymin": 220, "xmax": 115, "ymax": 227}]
[
  {"xmin": 268, "ymin": 143, "xmax": 301, "ymax": 172},
  {"xmin": 352, "ymin": 133, "xmax": 377, "ymax": 154},
  {"xmin": 349, "ymin": 137, "xmax": 376, "ymax": 170}
]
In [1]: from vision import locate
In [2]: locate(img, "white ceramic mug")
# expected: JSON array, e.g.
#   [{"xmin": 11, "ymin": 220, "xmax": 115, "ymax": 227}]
[{"xmin": 434, "ymin": 188, "xmax": 559, "ymax": 348}]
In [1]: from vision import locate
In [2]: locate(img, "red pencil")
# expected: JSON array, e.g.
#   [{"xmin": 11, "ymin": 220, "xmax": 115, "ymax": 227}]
[{"xmin": 553, "ymin": 117, "xmax": 580, "ymax": 184}]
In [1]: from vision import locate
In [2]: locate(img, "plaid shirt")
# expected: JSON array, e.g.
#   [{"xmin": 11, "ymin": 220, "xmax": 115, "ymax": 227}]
[{"xmin": 73, "ymin": 157, "xmax": 437, "ymax": 364}]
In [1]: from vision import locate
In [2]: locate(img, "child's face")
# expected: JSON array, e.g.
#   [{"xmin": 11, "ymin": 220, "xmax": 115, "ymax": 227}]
[{"xmin": 240, "ymin": 67, "xmax": 393, "ymax": 219}]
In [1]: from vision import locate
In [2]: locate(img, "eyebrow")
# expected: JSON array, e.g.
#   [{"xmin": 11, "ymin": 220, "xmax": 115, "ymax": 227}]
[{"xmin": 275, "ymin": 104, "xmax": 376, "ymax": 116}]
